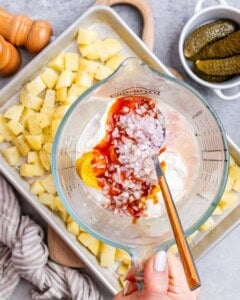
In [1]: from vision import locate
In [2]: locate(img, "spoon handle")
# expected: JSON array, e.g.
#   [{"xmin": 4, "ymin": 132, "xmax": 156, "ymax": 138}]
[{"xmin": 153, "ymin": 155, "xmax": 201, "ymax": 291}]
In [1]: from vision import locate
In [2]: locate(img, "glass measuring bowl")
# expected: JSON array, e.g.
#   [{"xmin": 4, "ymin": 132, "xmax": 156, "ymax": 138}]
[{"xmin": 52, "ymin": 57, "xmax": 229, "ymax": 288}]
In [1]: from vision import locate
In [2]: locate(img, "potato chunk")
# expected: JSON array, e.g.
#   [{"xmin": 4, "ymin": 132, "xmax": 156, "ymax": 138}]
[
  {"xmin": 56, "ymin": 70, "xmax": 73, "ymax": 89},
  {"xmin": 77, "ymin": 28, "xmax": 97, "ymax": 45},
  {"xmin": 41, "ymin": 68, "xmax": 59, "ymax": 89},
  {"xmin": 20, "ymin": 91, "xmax": 43, "ymax": 111},
  {"xmin": 26, "ymin": 76, "xmax": 46, "ymax": 96},
  {"xmin": 65, "ymin": 53, "xmax": 79, "ymax": 71},
  {"xmin": 7, "ymin": 120, "xmax": 24, "ymax": 136},
  {"xmin": 99, "ymin": 243, "xmax": 116, "ymax": 267},
  {"xmin": 2, "ymin": 146, "xmax": 21, "ymax": 166},
  {"xmin": 4, "ymin": 105, "xmax": 24, "ymax": 121},
  {"xmin": 78, "ymin": 232, "xmax": 100, "ymax": 256},
  {"xmin": 48, "ymin": 52, "xmax": 65, "ymax": 72}
]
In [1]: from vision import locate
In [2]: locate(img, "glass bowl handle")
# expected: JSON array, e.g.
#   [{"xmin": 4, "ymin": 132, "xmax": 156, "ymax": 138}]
[
  {"xmin": 213, "ymin": 88, "xmax": 240, "ymax": 100},
  {"xmin": 194, "ymin": 0, "xmax": 229, "ymax": 14}
]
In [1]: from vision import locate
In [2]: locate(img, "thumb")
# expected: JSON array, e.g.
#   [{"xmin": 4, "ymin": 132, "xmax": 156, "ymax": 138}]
[{"xmin": 143, "ymin": 250, "xmax": 169, "ymax": 295}]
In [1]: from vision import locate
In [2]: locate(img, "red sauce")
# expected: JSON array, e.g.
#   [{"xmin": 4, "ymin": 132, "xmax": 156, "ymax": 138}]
[{"xmin": 90, "ymin": 96, "xmax": 165, "ymax": 220}]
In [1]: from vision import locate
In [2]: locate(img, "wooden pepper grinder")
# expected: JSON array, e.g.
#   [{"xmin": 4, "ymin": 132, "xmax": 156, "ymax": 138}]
[
  {"xmin": 0, "ymin": 8, "xmax": 52, "ymax": 53},
  {"xmin": 0, "ymin": 35, "xmax": 21, "ymax": 76}
]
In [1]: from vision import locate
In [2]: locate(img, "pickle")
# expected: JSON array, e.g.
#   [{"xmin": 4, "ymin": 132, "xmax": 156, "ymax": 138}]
[
  {"xmin": 184, "ymin": 19, "xmax": 237, "ymax": 60},
  {"xmin": 196, "ymin": 55, "xmax": 240, "ymax": 76},
  {"xmin": 195, "ymin": 31, "xmax": 240, "ymax": 60},
  {"xmin": 192, "ymin": 62, "xmax": 231, "ymax": 82}
]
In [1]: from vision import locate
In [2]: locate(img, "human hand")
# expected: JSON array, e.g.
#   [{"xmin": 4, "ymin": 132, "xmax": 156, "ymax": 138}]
[{"xmin": 114, "ymin": 251, "xmax": 200, "ymax": 300}]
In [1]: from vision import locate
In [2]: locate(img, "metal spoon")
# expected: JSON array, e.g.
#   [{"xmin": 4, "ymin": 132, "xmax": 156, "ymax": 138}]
[{"xmin": 152, "ymin": 154, "xmax": 201, "ymax": 291}]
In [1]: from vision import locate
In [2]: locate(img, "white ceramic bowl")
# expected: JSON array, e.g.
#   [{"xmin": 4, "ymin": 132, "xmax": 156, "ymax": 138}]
[{"xmin": 179, "ymin": 0, "xmax": 240, "ymax": 100}]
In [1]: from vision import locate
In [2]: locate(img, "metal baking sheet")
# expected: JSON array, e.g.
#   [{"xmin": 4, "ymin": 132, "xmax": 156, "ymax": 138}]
[{"xmin": 0, "ymin": 5, "xmax": 239, "ymax": 295}]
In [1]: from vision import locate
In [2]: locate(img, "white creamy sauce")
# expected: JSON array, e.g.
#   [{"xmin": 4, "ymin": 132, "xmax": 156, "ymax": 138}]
[{"xmin": 77, "ymin": 98, "xmax": 201, "ymax": 218}]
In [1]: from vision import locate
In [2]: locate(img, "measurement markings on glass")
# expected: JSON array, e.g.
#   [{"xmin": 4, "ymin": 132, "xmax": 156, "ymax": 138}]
[
  {"xmin": 192, "ymin": 109, "xmax": 203, "ymax": 119},
  {"xmin": 196, "ymin": 193, "xmax": 208, "ymax": 201},
  {"xmin": 202, "ymin": 150, "xmax": 223, "ymax": 152},
  {"xmin": 202, "ymin": 158, "xmax": 223, "ymax": 161},
  {"xmin": 61, "ymin": 165, "xmax": 75, "ymax": 170}
]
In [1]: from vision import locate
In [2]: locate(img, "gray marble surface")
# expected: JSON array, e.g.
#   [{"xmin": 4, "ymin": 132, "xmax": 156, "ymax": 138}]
[{"xmin": 1, "ymin": 0, "xmax": 240, "ymax": 299}]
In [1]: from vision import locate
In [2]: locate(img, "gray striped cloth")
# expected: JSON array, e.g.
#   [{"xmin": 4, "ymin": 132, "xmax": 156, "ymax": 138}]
[{"xmin": 0, "ymin": 175, "xmax": 103, "ymax": 300}]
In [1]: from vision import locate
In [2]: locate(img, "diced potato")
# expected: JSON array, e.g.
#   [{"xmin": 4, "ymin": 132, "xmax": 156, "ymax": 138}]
[
  {"xmin": 56, "ymin": 87, "xmax": 68, "ymax": 102},
  {"xmin": 26, "ymin": 76, "xmax": 46, "ymax": 96},
  {"xmin": 230, "ymin": 155, "xmax": 236, "ymax": 166},
  {"xmin": 99, "ymin": 243, "xmax": 116, "ymax": 267},
  {"xmin": 32, "ymin": 161, "xmax": 45, "ymax": 177},
  {"xmin": 27, "ymin": 151, "xmax": 39, "ymax": 164},
  {"xmin": 58, "ymin": 209, "xmax": 69, "ymax": 222},
  {"xmin": 12, "ymin": 135, "xmax": 30, "ymax": 156},
  {"xmin": 199, "ymin": 217, "xmax": 215, "ymax": 232},
  {"xmin": 75, "ymin": 72, "xmax": 93, "ymax": 87},
  {"xmin": 78, "ymin": 44, "xmax": 100, "ymax": 60},
  {"xmin": 25, "ymin": 134, "xmax": 42, "ymax": 151},
  {"xmin": 78, "ymin": 58, "xmax": 100, "ymax": 75},
  {"xmin": 39, "ymin": 149, "xmax": 51, "ymax": 171},
  {"xmin": 38, "ymin": 112, "xmax": 51, "ymax": 129},
  {"xmin": 213, "ymin": 205, "xmax": 223, "ymax": 216},
  {"xmin": 225, "ymin": 175, "xmax": 234, "ymax": 192},
  {"xmin": 4, "ymin": 105, "xmax": 24, "ymax": 121},
  {"xmin": 2, "ymin": 146, "xmax": 21, "ymax": 166},
  {"xmin": 38, "ymin": 192, "xmax": 54, "ymax": 207},
  {"xmin": 43, "ymin": 89, "xmax": 55, "ymax": 109},
  {"xmin": 106, "ymin": 53, "xmax": 125, "ymax": 70},
  {"xmin": 43, "ymin": 142, "xmax": 52, "ymax": 154},
  {"xmin": 41, "ymin": 68, "xmax": 59, "ymax": 89},
  {"xmin": 53, "ymin": 106, "xmax": 69, "ymax": 119},
  {"xmin": 78, "ymin": 232, "xmax": 100, "ymax": 256},
  {"xmin": 0, "ymin": 135, "xmax": 4, "ymax": 143},
  {"xmin": 219, "ymin": 191, "xmax": 237, "ymax": 210},
  {"xmin": 19, "ymin": 108, "xmax": 35, "ymax": 128},
  {"xmin": 229, "ymin": 165, "xmax": 240, "ymax": 181},
  {"xmin": 56, "ymin": 70, "xmax": 73, "ymax": 89},
  {"xmin": 186, "ymin": 230, "xmax": 199, "ymax": 242},
  {"xmin": 65, "ymin": 52, "xmax": 79, "ymax": 71},
  {"xmin": 102, "ymin": 38, "xmax": 122, "ymax": 57},
  {"xmin": 7, "ymin": 120, "xmax": 24, "ymax": 136},
  {"xmin": 52, "ymin": 196, "xmax": 68, "ymax": 221},
  {"xmin": 20, "ymin": 90, "xmax": 43, "ymax": 111},
  {"xmin": 48, "ymin": 52, "xmax": 65, "ymax": 72},
  {"xmin": 30, "ymin": 180, "xmax": 45, "ymax": 195},
  {"xmin": 119, "ymin": 274, "xmax": 127, "ymax": 288},
  {"xmin": 92, "ymin": 39, "xmax": 109, "ymax": 62},
  {"xmin": 66, "ymin": 215, "xmax": 74, "ymax": 224},
  {"xmin": 27, "ymin": 114, "xmax": 42, "ymax": 135},
  {"xmin": 77, "ymin": 28, "xmax": 97, "ymax": 44},
  {"xmin": 117, "ymin": 263, "xmax": 129, "ymax": 276},
  {"xmin": 115, "ymin": 249, "xmax": 131, "ymax": 265},
  {"xmin": 95, "ymin": 65, "xmax": 112, "ymax": 81},
  {"xmin": 0, "ymin": 115, "xmax": 14, "ymax": 141},
  {"xmin": 20, "ymin": 163, "xmax": 35, "ymax": 177},
  {"xmin": 67, "ymin": 84, "xmax": 86, "ymax": 103},
  {"xmin": 233, "ymin": 179, "xmax": 240, "ymax": 192},
  {"xmin": 42, "ymin": 126, "xmax": 53, "ymax": 143},
  {"xmin": 67, "ymin": 220, "xmax": 80, "ymax": 236},
  {"xmin": 51, "ymin": 119, "xmax": 61, "ymax": 137},
  {"xmin": 40, "ymin": 108, "xmax": 54, "ymax": 119},
  {"xmin": 51, "ymin": 196, "xmax": 63, "ymax": 211},
  {"xmin": 41, "ymin": 174, "xmax": 56, "ymax": 195},
  {"xmin": 169, "ymin": 243, "xmax": 178, "ymax": 254}
]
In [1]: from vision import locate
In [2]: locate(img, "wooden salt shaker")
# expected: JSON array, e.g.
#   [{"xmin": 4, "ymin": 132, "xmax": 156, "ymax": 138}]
[
  {"xmin": 0, "ymin": 7, "xmax": 52, "ymax": 53},
  {"xmin": 0, "ymin": 35, "xmax": 21, "ymax": 77}
]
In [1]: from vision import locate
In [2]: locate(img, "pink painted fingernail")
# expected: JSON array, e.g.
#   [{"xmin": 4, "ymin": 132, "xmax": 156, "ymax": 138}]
[{"xmin": 154, "ymin": 251, "xmax": 167, "ymax": 272}]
